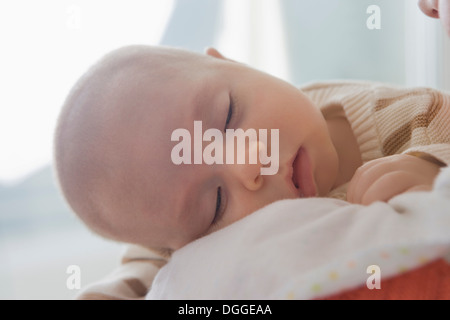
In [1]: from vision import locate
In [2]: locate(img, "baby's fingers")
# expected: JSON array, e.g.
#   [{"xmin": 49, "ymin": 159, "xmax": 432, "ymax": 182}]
[
  {"xmin": 359, "ymin": 172, "xmax": 424, "ymax": 205},
  {"xmin": 346, "ymin": 154, "xmax": 440, "ymax": 204},
  {"xmin": 347, "ymin": 157, "xmax": 394, "ymax": 203}
]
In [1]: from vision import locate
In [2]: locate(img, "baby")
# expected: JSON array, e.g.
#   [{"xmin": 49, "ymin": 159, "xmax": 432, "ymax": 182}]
[
  {"xmin": 418, "ymin": 0, "xmax": 450, "ymax": 36},
  {"xmin": 54, "ymin": 45, "xmax": 449, "ymax": 255}
]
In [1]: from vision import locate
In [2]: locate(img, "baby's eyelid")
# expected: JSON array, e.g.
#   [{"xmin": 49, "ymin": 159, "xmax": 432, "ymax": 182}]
[
  {"xmin": 224, "ymin": 94, "xmax": 237, "ymax": 131},
  {"xmin": 214, "ymin": 187, "xmax": 222, "ymax": 217},
  {"xmin": 224, "ymin": 100, "xmax": 233, "ymax": 131},
  {"xmin": 213, "ymin": 186, "xmax": 227, "ymax": 226}
]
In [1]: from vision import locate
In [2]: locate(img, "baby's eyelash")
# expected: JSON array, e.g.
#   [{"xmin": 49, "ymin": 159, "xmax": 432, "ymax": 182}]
[
  {"xmin": 224, "ymin": 97, "xmax": 234, "ymax": 131},
  {"xmin": 212, "ymin": 187, "xmax": 224, "ymax": 226}
]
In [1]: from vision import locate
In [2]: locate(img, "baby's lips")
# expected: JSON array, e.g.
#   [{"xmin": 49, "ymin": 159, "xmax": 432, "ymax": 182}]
[{"xmin": 293, "ymin": 147, "xmax": 317, "ymax": 198}]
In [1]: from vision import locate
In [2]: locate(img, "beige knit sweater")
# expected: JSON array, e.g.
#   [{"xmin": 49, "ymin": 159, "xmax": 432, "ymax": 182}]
[
  {"xmin": 76, "ymin": 81, "xmax": 450, "ymax": 299},
  {"xmin": 301, "ymin": 81, "xmax": 450, "ymax": 199}
]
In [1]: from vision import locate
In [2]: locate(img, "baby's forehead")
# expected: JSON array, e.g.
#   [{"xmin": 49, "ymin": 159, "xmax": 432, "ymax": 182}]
[{"xmin": 92, "ymin": 46, "xmax": 203, "ymax": 91}]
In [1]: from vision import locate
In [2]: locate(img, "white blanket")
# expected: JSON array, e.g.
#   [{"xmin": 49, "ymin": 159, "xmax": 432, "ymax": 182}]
[{"xmin": 147, "ymin": 167, "xmax": 450, "ymax": 300}]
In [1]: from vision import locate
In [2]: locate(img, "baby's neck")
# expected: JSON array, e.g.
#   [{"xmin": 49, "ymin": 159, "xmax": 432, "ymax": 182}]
[{"xmin": 323, "ymin": 105, "xmax": 362, "ymax": 189}]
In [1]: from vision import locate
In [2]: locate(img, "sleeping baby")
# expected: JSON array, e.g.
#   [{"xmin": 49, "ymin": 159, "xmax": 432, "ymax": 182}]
[{"xmin": 53, "ymin": 45, "xmax": 450, "ymax": 256}]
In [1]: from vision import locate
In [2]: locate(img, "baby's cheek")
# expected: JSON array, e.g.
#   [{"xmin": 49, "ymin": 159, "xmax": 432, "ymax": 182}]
[
  {"xmin": 441, "ymin": 0, "xmax": 450, "ymax": 35},
  {"xmin": 225, "ymin": 200, "xmax": 260, "ymax": 227}
]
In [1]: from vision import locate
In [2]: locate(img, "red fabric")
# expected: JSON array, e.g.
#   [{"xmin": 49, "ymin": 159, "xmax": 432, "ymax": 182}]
[{"xmin": 323, "ymin": 259, "xmax": 450, "ymax": 300}]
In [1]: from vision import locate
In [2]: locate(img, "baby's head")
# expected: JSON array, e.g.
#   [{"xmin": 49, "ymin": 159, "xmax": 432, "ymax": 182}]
[
  {"xmin": 54, "ymin": 45, "xmax": 339, "ymax": 252},
  {"xmin": 418, "ymin": 0, "xmax": 450, "ymax": 36}
]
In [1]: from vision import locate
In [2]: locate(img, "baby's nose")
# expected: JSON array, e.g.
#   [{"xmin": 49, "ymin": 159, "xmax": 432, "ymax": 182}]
[
  {"xmin": 230, "ymin": 140, "xmax": 264, "ymax": 191},
  {"xmin": 418, "ymin": 0, "xmax": 440, "ymax": 18}
]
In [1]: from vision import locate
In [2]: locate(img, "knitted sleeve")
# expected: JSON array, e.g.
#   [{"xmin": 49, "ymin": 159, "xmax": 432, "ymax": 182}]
[
  {"xmin": 76, "ymin": 245, "xmax": 167, "ymax": 300},
  {"xmin": 300, "ymin": 80, "xmax": 450, "ymax": 166}
]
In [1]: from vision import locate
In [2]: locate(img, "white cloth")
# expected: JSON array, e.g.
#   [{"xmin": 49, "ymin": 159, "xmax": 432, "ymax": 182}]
[{"xmin": 147, "ymin": 167, "xmax": 450, "ymax": 300}]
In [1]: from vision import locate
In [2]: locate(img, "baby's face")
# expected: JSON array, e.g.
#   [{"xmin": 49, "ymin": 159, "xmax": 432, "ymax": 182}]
[
  {"xmin": 106, "ymin": 48, "xmax": 339, "ymax": 250},
  {"xmin": 418, "ymin": 0, "xmax": 450, "ymax": 36}
]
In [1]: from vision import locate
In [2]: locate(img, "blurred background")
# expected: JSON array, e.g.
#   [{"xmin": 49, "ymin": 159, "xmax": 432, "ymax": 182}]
[{"xmin": 1, "ymin": 0, "xmax": 449, "ymax": 299}]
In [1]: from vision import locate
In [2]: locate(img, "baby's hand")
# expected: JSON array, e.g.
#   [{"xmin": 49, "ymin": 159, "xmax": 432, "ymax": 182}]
[{"xmin": 346, "ymin": 154, "xmax": 441, "ymax": 205}]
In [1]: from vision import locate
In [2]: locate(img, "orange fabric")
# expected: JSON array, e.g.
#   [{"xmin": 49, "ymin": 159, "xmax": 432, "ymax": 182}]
[{"xmin": 323, "ymin": 259, "xmax": 450, "ymax": 300}]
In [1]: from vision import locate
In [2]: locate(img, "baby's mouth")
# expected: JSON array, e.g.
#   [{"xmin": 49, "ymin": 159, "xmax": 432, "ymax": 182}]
[
  {"xmin": 291, "ymin": 147, "xmax": 317, "ymax": 198},
  {"xmin": 292, "ymin": 166, "xmax": 299, "ymax": 189}
]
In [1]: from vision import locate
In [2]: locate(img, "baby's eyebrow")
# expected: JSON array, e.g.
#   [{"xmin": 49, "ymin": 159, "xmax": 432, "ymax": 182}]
[
  {"xmin": 193, "ymin": 91, "xmax": 208, "ymax": 120},
  {"xmin": 191, "ymin": 81, "xmax": 215, "ymax": 123}
]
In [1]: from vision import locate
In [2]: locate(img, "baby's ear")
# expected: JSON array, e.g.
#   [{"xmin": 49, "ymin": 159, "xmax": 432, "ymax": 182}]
[
  {"xmin": 205, "ymin": 47, "xmax": 225, "ymax": 59},
  {"xmin": 205, "ymin": 47, "xmax": 237, "ymax": 62}
]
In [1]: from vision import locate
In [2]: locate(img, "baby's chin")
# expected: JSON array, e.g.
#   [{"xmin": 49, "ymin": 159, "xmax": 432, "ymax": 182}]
[
  {"xmin": 315, "ymin": 158, "xmax": 339, "ymax": 197},
  {"xmin": 315, "ymin": 177, "xmax": 334, "ymax": 197}
]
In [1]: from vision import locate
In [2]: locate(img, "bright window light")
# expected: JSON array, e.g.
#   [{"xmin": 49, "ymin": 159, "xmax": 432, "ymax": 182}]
[{"xmin": 0, "ymin": 0, "xmax": 175, "ymax": 185}]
